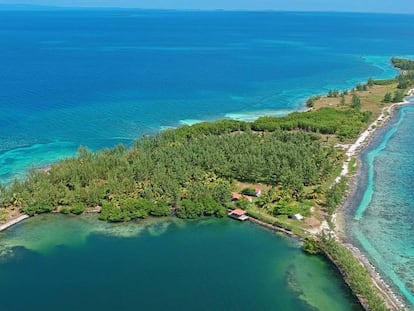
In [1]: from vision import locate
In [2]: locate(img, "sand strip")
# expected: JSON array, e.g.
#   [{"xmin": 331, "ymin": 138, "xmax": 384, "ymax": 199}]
[
  {"xmin": 335, "ymin": 88, "xmax": 414, "ymax": 184},
  {"xmin": 0, "ymin": 214, "xmax": 29, "ymax": 232},
  {"xmin": 331, "ymin": 88, "xmax": 414, "ymax": 310}
]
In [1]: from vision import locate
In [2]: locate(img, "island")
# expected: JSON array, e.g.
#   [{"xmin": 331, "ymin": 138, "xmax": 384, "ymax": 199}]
[{"xmin": 1, "ymin": 57, "xmax": 413, "ymax": 311}]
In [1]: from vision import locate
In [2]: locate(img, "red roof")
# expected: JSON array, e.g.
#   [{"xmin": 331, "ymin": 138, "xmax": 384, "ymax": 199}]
[
  {"xmin": 232, "ymin": 192, "xmax": 243, "ymax": 200},
  {"xmin": 231, "ymin": 208, "xmax": 247, "ymax": 216}
]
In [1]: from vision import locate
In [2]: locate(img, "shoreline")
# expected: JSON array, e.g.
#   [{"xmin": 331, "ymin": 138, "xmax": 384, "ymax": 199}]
[
  {"xmin": 0, "ymin": 214, "xmax": 29, "ymax": 232},
  {"xmin": 336, "ymin": 88, "xmax": 414, "ymax": 185},
  {"xmin": 332, "ymin": 88, "xmax": 414, "ymax": 310},
  {"xmin": 0, "ymin": 82, "xmax": 412, "ymax": 309}
]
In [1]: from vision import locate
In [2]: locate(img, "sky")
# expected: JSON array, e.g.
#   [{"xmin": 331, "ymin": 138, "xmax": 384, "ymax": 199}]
[{"xmin": 0, "ymin": 0, "xmax": 413, "ymax": 14}]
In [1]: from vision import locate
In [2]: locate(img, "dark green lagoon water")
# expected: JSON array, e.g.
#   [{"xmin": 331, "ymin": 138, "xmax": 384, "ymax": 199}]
[{"xmin": 0, "ymin": 215, "xmax": 361, "ymax": 311}]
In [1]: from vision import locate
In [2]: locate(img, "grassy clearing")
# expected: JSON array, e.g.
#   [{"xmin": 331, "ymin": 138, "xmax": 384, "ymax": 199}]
[{"xmin": 313, "ymin": 82, "xmax": 399, "ymax": 118}]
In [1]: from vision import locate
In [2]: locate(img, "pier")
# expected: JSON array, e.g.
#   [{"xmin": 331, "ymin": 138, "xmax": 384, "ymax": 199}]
[
  {"xmin": 228, "ymin": 209, "xmax": 249, "ymax": 221},
  {"xmin": 0, "ymin": 215, "xmax": 29, "ymax": 232}
]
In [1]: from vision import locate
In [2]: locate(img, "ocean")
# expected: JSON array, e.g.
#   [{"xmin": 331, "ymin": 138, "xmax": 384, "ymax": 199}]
[
  {"xmin": 1, "ymin": 9, "xmax": 414, "ymax": 309},
  {"xmin": 1, "ymin": 10, "xmax": 413, "ymax": 183},
  {"xmin": 345, "ymin": 98, "xmax": 414, "ymax": 308}
]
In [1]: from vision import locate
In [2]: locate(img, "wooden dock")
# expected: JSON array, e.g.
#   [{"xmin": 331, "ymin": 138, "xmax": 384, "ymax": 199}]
[
  {"xmin": 0, "ymin": 215, "xmax": 29, "ymax": 232},
  {"xmin": 228, "ymin": 209, "xmax": 249, "ymax": 221}
]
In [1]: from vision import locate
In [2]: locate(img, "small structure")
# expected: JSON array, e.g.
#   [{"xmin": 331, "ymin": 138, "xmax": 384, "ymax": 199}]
[
  {"xmin": 292, "ymin": 213, "xmax": 304, "ymax": 221},
  {"xmin": 228, "ymin": 208, "xmax": 249, "ymax": 221},
  {"xmin": 245, "ymin": 196, "xmax": 253, "ymax": 203},
  {"xmin": 231, "ymin": 192, "xmax": 253, "ymax": 202},
  {"xmin": 231, "ymin": 192, "xmax": 243, "ymax": 200},
  {"xmin": 255, "ymin": 188, "xmax": 262, "ymax": 197}
]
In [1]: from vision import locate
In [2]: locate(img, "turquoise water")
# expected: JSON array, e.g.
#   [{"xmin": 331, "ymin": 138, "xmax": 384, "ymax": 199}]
[
  {"xmin": 1, "ymin": 10, "xmax": 414, "ymax": 183},
  {"xmin": 345, "ymin": 99, "xmax": 414, "ymax": 308},
  {"xmin": 1, "ymin": 10, "xmax": 414, "ymax": 309},
  {"xmin": 0, "ymin": 215, "xmax": 362, "ymax": 311}
]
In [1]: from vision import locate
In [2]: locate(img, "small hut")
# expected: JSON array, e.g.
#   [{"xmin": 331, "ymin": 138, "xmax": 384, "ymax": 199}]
[
  {"xmin": 228, "ymin": 208, "xmax": 249, "ymax": 221},
  {"xmin": 292, "ymin": 213, "xmax": 304, "ymax": 221}
]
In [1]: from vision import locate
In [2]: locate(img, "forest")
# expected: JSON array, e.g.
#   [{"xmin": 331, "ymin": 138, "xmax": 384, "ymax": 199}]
[
  {"xmin": 0, "ymin": 107, "xmax": 371, "ymax": 222},
  {"xmin": 391, "ymin": 57, "xmax": 414, "ymax": 71}
]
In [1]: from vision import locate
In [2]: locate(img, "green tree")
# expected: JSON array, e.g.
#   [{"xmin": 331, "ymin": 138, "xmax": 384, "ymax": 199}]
[
  {"xmin": 351, "ymin": 94, "xmax": 361, "ymax": 110},
  {"xmin": 355, "ymin": 83, "xmax": 366, "ymax": 91},
  {"xmin": 327, "ymin": 89, "xmax": 339, "ymax": 98},
  {"xmin": 397, "ymin": 76, "xmax": 409, "ymax": 89},
  {"xmin": 306, "ymin": 98, "xmax": 315, "ymax": 108},
  {"xmin": 70, "ymin": 202, "xmax": 85, "ymax": 215},
  {"xmin": 340, "ymin": 94, "xmax": 346, "ymax": 106},
  {"xmin": 149, "ymin": 201, "xmax": 171, "ymax": 217},
  {"xmin": 303, "ymin": 237, "xmax": 321, "ymax": 254},
  {"xmin": 383, "ymin": 92, "xmax": 392, "ymax": 103},
  {"xmin": 255, "ymin": 189, "xmax": 275, "ymax": 210},
  {"xmin": 241, "ymin": 187, "xmax": 256, "ymax": 196},
  {"xmin": 393, "ymin": 90, "xmax": 405, "ymax": 103}
]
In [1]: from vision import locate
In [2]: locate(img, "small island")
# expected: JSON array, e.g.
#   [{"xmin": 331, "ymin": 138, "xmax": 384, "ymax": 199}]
[{"xmin": 1, "ymin": 57, "xmax": 413, "ymax": 311}]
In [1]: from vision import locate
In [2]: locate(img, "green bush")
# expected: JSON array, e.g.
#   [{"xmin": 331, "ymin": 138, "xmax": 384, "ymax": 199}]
[
  {"xmin": 393, "ymin": 90, "xmax": 405, "ymax": 103},
  {"xmin": 351, "ymin": 94, "xmax": 361, "ymax": 110},
  {"xmin": 60, "ymin": 207, "xmax": 70, "ymax": 214},
  {"xmin": 383, "ymin": 92, "xmax": 392, "ymax": 103},
  {"xmin": 319, "ymin": 236, "xmax": 388, "ymax": 311},
  {"xmin": 241, "ymin": 187, "xmax": 256, "ymax": 196},
  {"xmin": 22, "ymin": 202, "xmax": 54, "ymax": 216},
  {"xmin": 252, "ymin": 108, "xmax": 370, "ymax": 139},
  {"xmin": 392, "ymin": 57, "xmax": 414, "ymax": 70},
  {"xmin": 149, "ymin": 202, "xmax": 171, "ymax": 217},
  {"xmin": 325, "ymin": 178, "xmax": 348, "ymax": 214},
  {"xmin": 303, "ymin": 237, "xmax": 321, "ymax": 254},
  {"xmin": 70, "ymin": 203, "xmax": 85, "ymax": 215}
]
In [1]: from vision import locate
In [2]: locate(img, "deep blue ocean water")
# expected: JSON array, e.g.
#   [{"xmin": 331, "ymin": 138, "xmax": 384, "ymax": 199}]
[{"xmin": 1, "ymin": 10, "xmax": 414, "ymax": 183}]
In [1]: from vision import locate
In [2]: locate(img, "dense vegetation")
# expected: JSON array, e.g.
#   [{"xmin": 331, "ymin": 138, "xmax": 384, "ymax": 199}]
[
  {"xmin": 306, "ymin": 95, "xmax": 321, "ymax": 108},
  {"xmin": 317, "ymin": 236, "xmax": 388, "ymax": 311},
  {"xmin": 172, "ymin": 107, "xmax": 371, "ymax": 140},
  {"xmin": 325, "ymin": 178, "xmax": 348, "ymax": 215},
  {"xmin": 251, "ymin": 108, "xmax": 371, "ymax": 140},
  {"xmin": 0, "ymin": 131, "xmax": 331, "ymax": 221},
  {"xmin": 3, "ymin": 59, "xmax": 412, "ymax": 226},
  {"xmin": 391, "ymin": 57, "xmax": 414, "ymax": 71},
  {"xmin": 391, "ymin": 58, "xmax": 414, "ymax": 92},
  {"xmin": 2, "ymin": 59, "xmax": 412, "ymax": 311},
  {"xmin": 0, "ymin": 107, "xmax": 370, "ymax": 222}
]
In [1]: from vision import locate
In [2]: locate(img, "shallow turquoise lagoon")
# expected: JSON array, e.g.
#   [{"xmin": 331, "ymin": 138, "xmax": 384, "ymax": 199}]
[
  {"xmin": 0, "ymin": 215, "xmax": 362, "ymax": 311},
  {"xmin": 1, "ymin": 10, "xmax": 414, "ymax": 310},
  {"xmin": 345, "ymin": 101, "xmax": 414, "ymax": 308}
]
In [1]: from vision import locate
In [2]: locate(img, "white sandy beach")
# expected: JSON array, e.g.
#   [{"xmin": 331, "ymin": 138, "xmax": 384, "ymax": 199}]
[{"xmin": 335, "ymin": 88, "xmax": 414, "ymax": 184}]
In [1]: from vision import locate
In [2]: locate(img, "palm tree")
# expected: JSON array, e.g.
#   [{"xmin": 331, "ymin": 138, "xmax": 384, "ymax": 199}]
[
  {"xmin": 11, "ymin": 193, "xmax": 23, "ymax": 209},
  {"xmin": 255, "ymin": 188, "xmax": 277, "ymax": 210}
]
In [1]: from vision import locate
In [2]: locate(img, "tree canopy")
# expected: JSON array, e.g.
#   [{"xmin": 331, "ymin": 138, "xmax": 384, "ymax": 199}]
[{"xmin": 0, "ymin": 107, "xmax": 369, "ymax": 222}]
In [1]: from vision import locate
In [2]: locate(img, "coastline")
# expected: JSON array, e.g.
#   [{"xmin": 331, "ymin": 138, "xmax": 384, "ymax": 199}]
[
  {"xmin": 0, "ymin": 214, "xmax": 29, "ymax": 232},
  {"xmin": 336, "ymin": 88, "xmax": 414, "ymax": 185},
  {"xmin": 0, "ymin": 82, "xmax": 412, "ymax": 310},
  {"xmin": 332, "ymin": 88, "xmax": 414, "ymax": 310},
  {"xmin": 334, "ymin": 88, "xmax": 414, "ymax": 235}
]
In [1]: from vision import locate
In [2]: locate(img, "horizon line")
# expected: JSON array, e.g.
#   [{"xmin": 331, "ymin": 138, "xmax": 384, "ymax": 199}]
[{"xmin": 0, "ymin": 4, "xmax": 413, "ymax": 15}]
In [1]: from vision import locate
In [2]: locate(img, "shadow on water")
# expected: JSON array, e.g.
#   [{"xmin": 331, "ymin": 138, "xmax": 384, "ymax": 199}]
[{"xmin": 0, "ymin": 215, "xmax": 362, "ymax": 311}]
